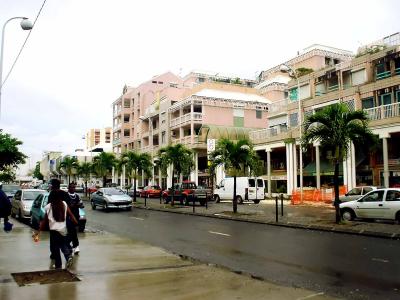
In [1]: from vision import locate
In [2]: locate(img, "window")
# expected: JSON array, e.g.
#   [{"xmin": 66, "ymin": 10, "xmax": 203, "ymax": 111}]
[
  {"xmin": 351, "ymin": 69, "xmax": 366, "ymax": 86},
  {"xmin": 348, "ymin": 188, "xmax": 362, "ymax": 196},
  {"xmin": 386, "ymin": 191, "xmax": 400, "ymax": 201},
  {"xmin": 161, "ymin": 131, "xmax": 166, "ymax": 144},
  {"xmin": 248, "ymin": 179, "xmax": 255, "ymax": 187},
  {"xmin": 362, "ymin": 191, "xmax": 384, "ymax": 202},
  {"xmin": 256, "ymin": 179, "xmax": 264, "ymax": 188},
  {"xmin": 124, "ymin": 129, "xmax": 130, "ymax": 137},
  {"xmin": 363, "ymin": 187, "xmax": 373, "ymax": 194},
  {"xmin": 361, "ymin": 97, "xmax": 374, "ymax": 109},
  {"xmin": 256, "ymin": 110, "xmax": 262, "ymax": 119}
]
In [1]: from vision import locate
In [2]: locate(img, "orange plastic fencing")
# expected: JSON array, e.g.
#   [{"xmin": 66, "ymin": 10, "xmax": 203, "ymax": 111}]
[{"xmin": 290, "ymin": 186, "xmax": 348, "ymax": 205}]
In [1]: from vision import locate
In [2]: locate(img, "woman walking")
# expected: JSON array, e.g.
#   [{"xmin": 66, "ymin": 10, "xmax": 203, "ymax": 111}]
[{"xmin": 37, "ymin": 190, "xmax": 78, "ymax": 269}]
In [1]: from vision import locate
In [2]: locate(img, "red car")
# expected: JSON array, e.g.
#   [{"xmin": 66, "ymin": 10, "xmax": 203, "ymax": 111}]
[{"xmin": 140, "ymin": 185, "xmax": 162, "ymax": 198}]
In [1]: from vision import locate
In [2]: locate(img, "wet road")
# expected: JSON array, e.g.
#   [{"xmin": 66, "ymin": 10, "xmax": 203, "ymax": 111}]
[{"xmin": 85, "ymin": 207, "xmax": 400, "ymax": 299}]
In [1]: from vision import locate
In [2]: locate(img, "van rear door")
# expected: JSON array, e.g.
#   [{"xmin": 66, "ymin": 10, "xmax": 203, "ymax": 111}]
[
  {"xmin": 256, "ymin": 178, "xmax": 265, "ymax": 200},
  {"xmin": 247, "ymin": 178, "xmax": 256, "ymax": 200}
]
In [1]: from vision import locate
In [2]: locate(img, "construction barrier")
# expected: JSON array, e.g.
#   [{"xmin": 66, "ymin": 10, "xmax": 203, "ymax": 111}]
[{"xmin": 291, "ymin": 186, "xmax": 348, "ymax": 205}]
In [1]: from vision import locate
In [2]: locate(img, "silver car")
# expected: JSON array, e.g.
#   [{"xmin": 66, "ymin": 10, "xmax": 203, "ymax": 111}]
[
  {"xmin": 90, "ymin": 188, "xmax": 132, "ymax": 211},
  {"xmin": 339, "ymin": 186, "xmax": 378, "ymax": 203},
  {"xmin": 11, "ymin": 189, "xmax": 46, "ymax": 219}
]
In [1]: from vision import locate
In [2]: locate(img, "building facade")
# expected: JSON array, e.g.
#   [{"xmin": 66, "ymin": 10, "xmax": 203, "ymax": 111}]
[
  {"xmin": 250, "ymin": 37, "xmax": 400, "ymax": 196},
  {"xmin": 85, "ymin": 127, "xmax": 112, "ymax": 152}
]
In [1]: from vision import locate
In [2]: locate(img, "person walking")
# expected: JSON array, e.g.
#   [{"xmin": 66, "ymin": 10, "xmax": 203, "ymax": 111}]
[
  {"xmin": 66, "ymin": 183, "xmax": 83, "ymax": 254},
  {"xmin": 36, "ymin": 190, "xmax": 78, "ymax": 269},
  {"xmin": 0, "ymin": 184, "xmax": 12, "ymax": 231}
]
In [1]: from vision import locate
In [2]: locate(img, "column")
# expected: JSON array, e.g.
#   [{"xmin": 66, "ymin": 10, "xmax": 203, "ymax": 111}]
[
  {"xmin": 190, "ymin": 152, "xmax": 198, "ymax": 185},
  {"xmin": 266, "ymin": 148, "xmax": 272, "ymax": 198},
  {"xmin": 190, "ymin": 102, "xmax": 194, "ymax": 144},
  {"xmin": 141, "ymin": 170, "xmax": 145, "ymax": 186},
  {"xmin": 158, "ymin": 167, "xmax": 162, "ymax": 187},
  {"xmin": 167, "ymin": 164, "xmax": 173, "ymax": 188},
  {"xmin": 151, "ymin": 165, "xmax": 155, "ymax": 185},
  {"xmin": 111, "ymin": 167, "xmax": 115, "ymax": 184},
  {"xmin": 314, "ymin": 142, "xmax": 321, "ymax": 189},
  {"xmin": 293, "ymin": 143, "xmax": 298, "ymax": 189},
  {"xmin": 121, "ymin": 165, "xmax": 126, "ymax": 189},
  {"xmin": 350, "ymin": 142, "xmax": 356, "ymax": 189},
  {"xmin": 382, "ymin": 137, "xmax": 389, "ymax": 188},
  {"xmin": 286, "ymin": 143, "xmax": 292, "ymax": 195}
]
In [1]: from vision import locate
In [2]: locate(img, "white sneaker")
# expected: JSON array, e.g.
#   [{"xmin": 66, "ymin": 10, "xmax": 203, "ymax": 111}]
[
  {"xmin": 66, "ymin": 256, "xmax": 74, "ymax": 269},
  {"xmin": 73, "ymin": 246, "xmax": 80, "ymax": 255}
]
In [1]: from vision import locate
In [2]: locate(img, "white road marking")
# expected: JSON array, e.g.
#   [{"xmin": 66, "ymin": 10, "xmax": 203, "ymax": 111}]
[
  {"xmin": 208, "ymin": 231, "xmax": 231, "ymax": 237},
  {"xmin": 372, "ymin": 258, "xmax": 389, "ymax": 263},
  {"xmin": 296, "ymin": 292, "xmax": 325, "ymax": 300},
  {"xmin": 214, "ymin": 213, "xmax": 224, "ymax": 216},
  {"xmin": 130, "ymin": 217, "xmax": 145, "ymax": 221}
]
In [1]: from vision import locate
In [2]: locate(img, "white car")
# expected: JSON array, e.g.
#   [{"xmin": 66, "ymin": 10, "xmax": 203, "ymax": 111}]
[
  {"xmin": 60, "ymin": 184, "xmax": 69, "ymax": 192},
  {"xmin": 339, "ymin": 186, "xmax": 378, "ymax": 203},
  {"xmin": 11, "ymin": 189, "xmax": 46, "ymax": 219},
  {"xmin": 340, "ymin": 188, "xmax": 400, "ymax": 222}
]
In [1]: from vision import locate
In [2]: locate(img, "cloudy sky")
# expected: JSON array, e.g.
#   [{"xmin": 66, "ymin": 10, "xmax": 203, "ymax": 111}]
[{"xmin": 1, "ymin": 0, "xmax": 399, "ymax": 174}]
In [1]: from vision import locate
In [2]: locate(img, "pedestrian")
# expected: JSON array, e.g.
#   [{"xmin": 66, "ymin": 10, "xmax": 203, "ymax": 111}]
[
  {"xmin": 35, "ymin": 190, "xmax": 78, "ymax": 269},
  {"xmin": 66, "ymin": 183, "xmax": 83, "ymax": 254},
  {"xmin": 0, "ymin": 184, "xmax": 13, "ymax": 232}
]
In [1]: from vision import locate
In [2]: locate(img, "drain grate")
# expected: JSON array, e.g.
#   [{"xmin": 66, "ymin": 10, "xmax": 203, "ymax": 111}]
[{"xmin": 11, "ymin": 269, "xmax": 80, "ymax": 286}]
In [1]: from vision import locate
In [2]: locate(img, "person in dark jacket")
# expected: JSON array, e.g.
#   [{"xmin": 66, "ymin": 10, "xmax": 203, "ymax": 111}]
[
  {"xmin": 0, "ymin": 184, "xmax": 12, "ymax": 231},
  {"xmin": 66, "ymin": 183, "xmax": 83, "ymax": 254}
]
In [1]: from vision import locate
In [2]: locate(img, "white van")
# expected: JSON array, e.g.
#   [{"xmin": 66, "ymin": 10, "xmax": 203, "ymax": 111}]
[{"xmin": 214, "ymin": 177, "xmax": 265, "ymax": 204}]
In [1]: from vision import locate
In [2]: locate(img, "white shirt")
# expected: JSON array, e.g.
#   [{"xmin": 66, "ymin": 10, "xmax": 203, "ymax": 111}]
[{"xmin": 44, "ymin": 201, "xmax": 68, "ymax": 234}]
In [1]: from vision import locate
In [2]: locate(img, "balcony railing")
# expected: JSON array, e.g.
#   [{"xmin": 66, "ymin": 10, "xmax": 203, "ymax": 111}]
[
  {"xmin": 327, "ymin": 84, "xmax": 339, "ymax": 92},
  {"xmin": 171, "ymin": 135, "xmax": 198, "ymax": 146},
  {"xmin": 365, "ymin": 102, "xmax": 400, "ymax": 121},
  {"xmin": 268, "ymin": 99, "xmax": 288, "ymax": 115},
  {"xmin": 112, "ymin": 139, "xmax": 121, "ymax": 145},
  {"xmin": 249, "ymin": 125, "xmax": 288, "ymax": 142},
  {"xmin": 395, "ymin": 67, "xmax": 400, "ymax": 76},
  {"xmin": 170, "ymin": 113, "xmax": 203, "ymax": 127},
  {"xmin": 376, "ymin": 71, "xmax": 391, "ymax": 80}
]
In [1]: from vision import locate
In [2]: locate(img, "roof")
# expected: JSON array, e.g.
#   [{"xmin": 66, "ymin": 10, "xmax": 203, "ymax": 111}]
[
  {"xmin": 255, "ymin": 75, "xmax": 291, "ymax": 89},
  {"xmin": 194, "ymin": 89, "xmax": 270, "ymax": 104},
  {"xmin": 198, "ymin": 125, "xmax": 260, "ymax": 142}
]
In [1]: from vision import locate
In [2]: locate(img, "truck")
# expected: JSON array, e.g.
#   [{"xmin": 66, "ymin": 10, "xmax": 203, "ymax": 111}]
[
  {"xmin": 162, "ymin": 181, "xmax": 211, "ymax": 206},
  {"xmin": 213, "ymin": 177, "xmax": 265, "ymax": 204}
]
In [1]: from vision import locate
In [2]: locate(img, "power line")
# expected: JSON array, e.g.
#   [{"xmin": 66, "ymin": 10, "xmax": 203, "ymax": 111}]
[{"xmin": 1, "ymin": 0, "xmax": 47, "ymax": 89}]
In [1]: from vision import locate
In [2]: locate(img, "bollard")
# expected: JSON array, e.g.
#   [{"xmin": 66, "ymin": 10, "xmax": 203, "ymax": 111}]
[
  {"xmin": 205, "ymin": 192, "xmax": 208, "ymax": 209},
  {"xmin": 145, "ymin": 193, "xmax": 147, "ymax": 207},
  {"xmin": 280, "ymin": 193, "xmax": 284, "ymax": 217},
  {"xmin": 193, "ymin": 195, "xmax": 195, "ymax": 213},
  {"xmin": 275, "ymin": 196, "xmax": 278, "ymax": 222},
  {"xmin": 160, "ymin": 191, "xmax": 162, "ymax": 204}
]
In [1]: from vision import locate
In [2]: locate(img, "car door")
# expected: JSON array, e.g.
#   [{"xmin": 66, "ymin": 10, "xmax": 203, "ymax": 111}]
[
  {"xmin": 355, "ymin": 190, "xmax": 385, "ymax": 218},
  {"xmin": 31, "ymin": 195, "xmax": 43, "ymax": 221},
  {"xmin": 256, "ymin": 178, "xmax": 265, "ymax": 200},
  {"xmin": 93, "ymin": 190, "xmax": 104, "ymax": 205},
  {"xmin": 383, "ymin": 190, "xmax": 400, "ymax": 219},
  {"xmin": 12, "ymin": 190, "xmax": 22, "ymax": 214},
  {"xmin": 345, "ymin": 187, "xmax": 362, "ymax": 202}
]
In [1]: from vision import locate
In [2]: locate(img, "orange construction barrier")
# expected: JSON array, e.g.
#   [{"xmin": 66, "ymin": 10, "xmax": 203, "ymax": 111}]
[{"xmin": 291, "ymin": 185, "xmax": 348, "ymax": 205}]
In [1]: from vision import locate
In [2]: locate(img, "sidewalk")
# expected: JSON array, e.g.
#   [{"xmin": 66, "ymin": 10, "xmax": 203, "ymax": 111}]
[
  {"xmin": 0, "ymin": 220, "xmax": 336, "ymax": 300},
  {"xmin": 131, "ymin": 198, "xmax": 400, "ymax": 239}
]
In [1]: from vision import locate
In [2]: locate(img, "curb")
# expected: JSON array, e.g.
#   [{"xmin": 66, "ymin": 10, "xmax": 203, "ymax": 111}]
[{"xmin": 133, "ymin": 205, "xmax": 400, "ymax": 240}]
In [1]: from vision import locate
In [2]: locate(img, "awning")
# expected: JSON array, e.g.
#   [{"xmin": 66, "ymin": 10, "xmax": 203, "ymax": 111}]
[{"xmin": 198, "ymin": 125, "xmax": 259, "ymax": 143}]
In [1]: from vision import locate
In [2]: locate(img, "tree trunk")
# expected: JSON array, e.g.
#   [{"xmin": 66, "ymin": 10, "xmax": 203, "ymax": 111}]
[
  {"xmin": 171, "ymin": 170, "xmax": 175, "ymax": 206},
  {"xmin": 85, "ymin": 181, "xmax": 88, "ymax": 197},
  {"xmin": 68, "ymin": 175, "xmax": 70, "ymax": 185},
  {"xmin": 133, "ymin": 171, "xmax": 137, "ymax": 203},
  {"xmin": 333, "ymin": 161, "xmax": 341, "ymax": 223},
  {"xmin": 103, "ymin": 176, "xmax": 106, "ymax": 187},
  {"xmin": 233, "ymin": 175, "xmax": 237, "ymax": 213}
]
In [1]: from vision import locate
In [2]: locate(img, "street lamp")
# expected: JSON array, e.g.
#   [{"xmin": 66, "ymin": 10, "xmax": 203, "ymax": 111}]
[
  {"xmin": 280, "ymin": 64, "xmax": 303, "ymax": 202},
  {"xmin": 0, "ymin": 17, "xmax": 33, "ymax": 120}
]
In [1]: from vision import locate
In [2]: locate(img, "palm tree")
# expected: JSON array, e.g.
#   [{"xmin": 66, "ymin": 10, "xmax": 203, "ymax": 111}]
[
  {"xmin": 113, "ymin": 157, "xmax": 125, "ymax": 188},
  {"xmin": 77, "ymin": 162, "xmax": 92, "ymax": 197},
  {"xmin": 60, "ymin": 156, "xmax": 79, "ymax": 184},
  {"xmin": 158, "ymin": 144, "xmax": 194, "ymax": 206},
  {"xmin": 122, "ymin": 151, "xmax": 153, "ymax": 202},
  {"xmin": 302, "ymin": 103, "xmax": 375, "ymax": 223},
  {"xmin": 92, "ymin": 152, "xmax": 116, "ymax": 187},
  {"xmin": 210, "ymin": 138, "xmax": 257, "ymax": 213}
]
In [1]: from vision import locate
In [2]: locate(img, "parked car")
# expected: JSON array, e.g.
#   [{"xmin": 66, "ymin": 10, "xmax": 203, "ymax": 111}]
[
  {"xmin": 30, "ymin": 193, "xmax": 87, "ymax": 232},
  {"xmin": 87, "ymin": 186, "xmax": 98, "ymax": 194},
  {"xmin": 340, "ymin": 188, "xmax": 400, "ymax": 222},
  {"xmin": 140, "ymin": 185, "xmax": 162, "ymax": 198},
  {"xmin": 162, "ymin": 181, "xmax": 210, "ymax": 206},
  {"xmin": 38, "ymin": 183, "xmax": 49, "ymax": 191},
  {"xmin": 11, "ymin": 189, "xmax": 46, "ymax": 219},
  {"xmin": 90, "ymin": 188, "xmax": 132, "ymax": 211},
  {"xmin": 339, "ymin": 186, "xmax": 378, "ymax": 203},
  {"xmin": 213, "ymin": 177, "xmax": 265, "ymax": 204},
  {"xmin": 60, "ymin": 184, "xmax": 69, "ymax": 192},
  {"xmin": 75, "ymin": 185, "xmax": 84, "ymax": 193},
  {"xmin": 1, "ymin": 184, "xmax": 20, "ymax": 199}
]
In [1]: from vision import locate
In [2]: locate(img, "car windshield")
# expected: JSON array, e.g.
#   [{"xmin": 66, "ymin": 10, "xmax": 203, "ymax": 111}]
[
  {"xmin": 23, "ymin": 191, "xmax": 44, "ymax": 201},
  {"xmin": 2, "ymin": 185, "xmax": 20, "ymax": 193},
  {"xmin": 103, "ymin": 188, "xmax": 125, "ymax": 195},
  {"xmin": 151, "ymin": 186, "xmax": 160, "ymax": 190}
]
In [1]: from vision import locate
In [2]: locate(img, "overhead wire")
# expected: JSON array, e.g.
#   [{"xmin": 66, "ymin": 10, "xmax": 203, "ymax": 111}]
[{"xmin": 1, "ymin": 0, "xmax": 47, "ymax": 89}]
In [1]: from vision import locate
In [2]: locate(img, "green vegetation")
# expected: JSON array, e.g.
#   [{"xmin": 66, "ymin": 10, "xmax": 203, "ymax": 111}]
[
  {"xmin": 92, "ymin": 152, "xmax": 116, "ymax": 187},
  {"xmin": 60, "ymin": 156, "xmax": 79, "ymax": 184}
]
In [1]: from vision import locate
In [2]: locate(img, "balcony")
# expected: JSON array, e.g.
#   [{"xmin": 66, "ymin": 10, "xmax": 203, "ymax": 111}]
[
  {"xmin": 113, "ymin": 124, "xmax": 121, "ymax": 131},
  {"xmin": 249, "ymin": 125, "xmax": 289, "ymax": 144},
  {"xmin": 327, "ymin": 84, "xmax": 339, "ymax": 92},
  {"xmin": 170, "ymin": 113, "xmax": 203, "ymax": 128},
  {"xmin": 113, "ymin": 139, "xmax": 121, "ymax": 145},
  {"xmin": 171, "ymin": 135, "xmax": 198, "ymax": 146},
  {"xmin": 395, "ymin": 67, "xmax": 400, "ymax": 76},
  {"xmin": 268, "ymin": 99, "xmax": 288, "ymax": 117},
  {"xmin": 365, "ymin": 102, "xmax": 400, "ymax": 121},
  {"xmin": 376, "ymin": 70, "xmax": 391, "ymax": 80}
]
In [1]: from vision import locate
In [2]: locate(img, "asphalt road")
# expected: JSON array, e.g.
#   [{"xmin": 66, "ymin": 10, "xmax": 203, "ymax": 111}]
[{"xmin": 85, "ymin": 206, "xmax": 400, "ymax": 300}]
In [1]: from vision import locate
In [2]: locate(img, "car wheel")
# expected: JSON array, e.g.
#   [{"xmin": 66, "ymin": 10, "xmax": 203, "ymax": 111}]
[
  {"xmin": 183, "ymin": 196, "xmax": 188, "ymax": 206},
  {"xmin": 91, "ymin": 200, "xmax": 96, "ymax": 210},
  {"xmin": 11, "ymin": 210, "xmax": 16, "ymax": 218},
  {"xmin": 396, "ymin": 211, "xmax": 400, "ymax": 224},
  {"xmin": 163, "ymin": 195, "xmax": 169, "ymax": 204},
  {"xmin": 342, "ymin": 209, "xmax": 355, "ymax": 221},
  {"xmin": 236, "ymin": 196, "xmax": 243, "ymax": 204},
  {"xmin": 104, "ymin": 202, "xmax": 109, "ymax": 212},
  {"xmin": 78, "ymin": 225, "xmax": 85, "ymax": 232},
  {"xmin": 253, "ymin": 200, "xmax": 260, "ymax": 204},
  {"xmin": 214, "ymin": 195, "xmax": 220, "ymax": 203},
  {"xmin": 126, "ymin": 206, "xmax": 132, "ymax": 211}
]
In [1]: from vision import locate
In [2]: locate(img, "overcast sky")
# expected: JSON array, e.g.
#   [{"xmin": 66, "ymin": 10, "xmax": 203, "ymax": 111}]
[{"xmin": 1, "ymin": 0, "xmax": 399, "ymax": 174}]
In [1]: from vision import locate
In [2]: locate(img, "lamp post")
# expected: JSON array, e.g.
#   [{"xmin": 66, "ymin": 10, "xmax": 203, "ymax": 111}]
[
  {"xmin": 0, "ymin": 17, "xmax": 33, "ymax": 120},
  {"xmin": 280, "ymin": 64, "xmax": 303, "ymax": 202}
]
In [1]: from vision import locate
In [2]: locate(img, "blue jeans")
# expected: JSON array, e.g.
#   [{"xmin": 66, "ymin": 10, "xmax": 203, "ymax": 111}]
[{"xmin": 49, "ymin": 230, "xmax": 71, "ymax": 268}]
